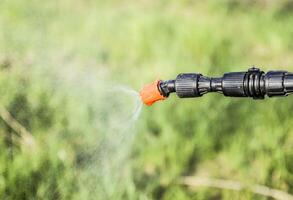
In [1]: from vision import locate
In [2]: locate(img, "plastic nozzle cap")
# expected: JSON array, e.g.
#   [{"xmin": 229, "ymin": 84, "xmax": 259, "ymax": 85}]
[{"xmin": 139, "ymin": 80, "xmax": 166, "ymax": 106}]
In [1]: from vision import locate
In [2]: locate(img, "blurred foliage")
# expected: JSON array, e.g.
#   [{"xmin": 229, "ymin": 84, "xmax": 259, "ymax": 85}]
[{"xmin": 0, "ymin": 0, "xmax": 293, "ymax": 199}]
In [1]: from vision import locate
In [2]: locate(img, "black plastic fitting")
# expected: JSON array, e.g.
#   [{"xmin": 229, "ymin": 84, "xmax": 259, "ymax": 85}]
[{"xmin": 159, "ymin": 67, "xmax": 293, "ymax": 99}]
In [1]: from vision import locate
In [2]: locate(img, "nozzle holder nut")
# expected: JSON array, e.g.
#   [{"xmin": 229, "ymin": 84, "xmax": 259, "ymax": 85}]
[{"xmin": 175, "ymin": 73, "xmax": 202, "ymax": 98}]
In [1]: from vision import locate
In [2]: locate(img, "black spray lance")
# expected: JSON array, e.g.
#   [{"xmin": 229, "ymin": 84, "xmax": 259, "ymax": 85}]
[{"xmin": 139, "ymin": 67, "xmax": 293, "ymax": 106}]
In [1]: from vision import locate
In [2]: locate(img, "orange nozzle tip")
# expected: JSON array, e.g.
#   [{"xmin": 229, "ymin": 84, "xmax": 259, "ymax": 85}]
[{"xmin": 139, "ymin": 80, "xmax": 166, "ymax": 106}]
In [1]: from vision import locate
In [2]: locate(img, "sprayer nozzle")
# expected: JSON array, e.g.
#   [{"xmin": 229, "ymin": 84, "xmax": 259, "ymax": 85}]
[{"xmin": 139, "ymin": 80, "xmax": 166, "ymax": 106}]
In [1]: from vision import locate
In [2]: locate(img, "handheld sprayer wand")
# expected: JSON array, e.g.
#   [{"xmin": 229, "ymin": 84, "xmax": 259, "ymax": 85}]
[{"xmin": 140, "ymin": 67, "xmax": 293, "ymax": 106}]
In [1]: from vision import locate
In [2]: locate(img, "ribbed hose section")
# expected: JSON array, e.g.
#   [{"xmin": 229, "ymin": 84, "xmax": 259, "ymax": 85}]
[
  {"xmin": 244, "ymin": 69, "xmax": 265, "ymax": 99},
  {"xmin": 175, "ymin": 73, "xmax": 201, "ymax": 98},
  {"xmin": 221, "ymin": 68, "xmax": 266, "ymax": 99}
]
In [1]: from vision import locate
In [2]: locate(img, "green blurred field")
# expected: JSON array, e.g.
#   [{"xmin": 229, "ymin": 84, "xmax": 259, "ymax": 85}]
[{"xmin": 0, "ymin": 0, "xmax": 293, "ymax": 199}]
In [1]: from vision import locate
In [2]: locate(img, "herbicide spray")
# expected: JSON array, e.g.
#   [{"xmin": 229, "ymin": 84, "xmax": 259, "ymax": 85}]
[
  {"xmin": 75, "ymin": 66, "xmax": 293, "ymax": 198},
  {"xmin": 35, "ymin": 66, "xmax": 293, "ymax": 198},
  {"xmin": 34, "ymin": 66, "xmax": 144, "ymax": 199}
]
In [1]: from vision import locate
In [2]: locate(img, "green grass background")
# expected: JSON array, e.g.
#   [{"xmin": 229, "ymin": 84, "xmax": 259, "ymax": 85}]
[{"xmin": 0, "ymin": 0, "xmax": 293, "ymax": 199}]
